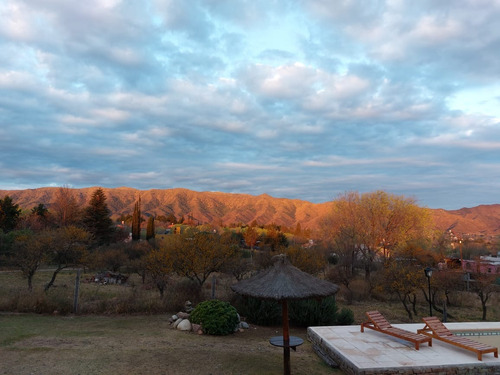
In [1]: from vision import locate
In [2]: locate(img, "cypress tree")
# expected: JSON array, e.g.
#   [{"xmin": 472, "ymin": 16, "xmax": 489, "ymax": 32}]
[
  {"xmin": 132, "ymin": 198, "xmax": 141, "ymax": 241},
  {"xmin": 146, "ymin": 216, "xmax": 155, "ymax": 240}
]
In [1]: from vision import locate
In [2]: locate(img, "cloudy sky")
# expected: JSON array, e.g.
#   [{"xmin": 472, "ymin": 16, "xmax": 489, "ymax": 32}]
[{"xmin": 1, "ymin": 0, "xmax": 499, "ymax": 209}]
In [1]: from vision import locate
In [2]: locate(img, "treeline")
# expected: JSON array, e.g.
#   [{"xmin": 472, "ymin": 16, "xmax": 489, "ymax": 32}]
[
  {"xmin": 319, "ymin": 191, "xmax": 499, "ymax": 321},
  {"xmin": 0, "ymin": 187, "xmax": 321, "ymax": 297},
  {"xmin": 1, "ymin": 188, "xmax": 498, "ymax": 321}
]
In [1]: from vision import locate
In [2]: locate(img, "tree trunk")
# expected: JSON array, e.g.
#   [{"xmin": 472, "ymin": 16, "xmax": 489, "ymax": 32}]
[
  {"xmin": 27, "ymin": 273, "xmax": 34, "ymax": 291},
  {"xmin": 410, "ymin": 293, "xmax": 417, "ymax": 315},
  {"xmin": 45, "ymin": 266, "xmax": 64, "ymax": 292},
  {"xmin": 479, "ymin": 291, "xmax": 488, "ymax": 321},
  {"xmin": 398, "ymin": 293, "xmax": 413, "ymax": 320},
  {"xmin": 364, "ymin": 263, "xmax": 371, "ymax": 281},
  {"xmin": 157, "ymin": 283, "xmax": 165, "ymax": 297}
]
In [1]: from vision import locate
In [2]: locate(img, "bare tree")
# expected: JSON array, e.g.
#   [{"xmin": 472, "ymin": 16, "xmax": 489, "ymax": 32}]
[
  {"xmin": 469, "ymin": 272, "xmax": 499, "ymax": 320},
  {"xmin": 51, "ymin": 187, "xmax": 82, "ymax": 227},
  {"xmin": 45, "ymin": 226, "xmax": 91, "ymax": 291}
]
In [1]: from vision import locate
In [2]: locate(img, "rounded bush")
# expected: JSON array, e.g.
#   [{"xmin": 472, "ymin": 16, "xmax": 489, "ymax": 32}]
[
  {"xmin": 336, "ymin": 307, "xmax": 354, "ymax": 325},
  {"xmin": 190, "ymin": 300, "xmax": 239, "ymax": 335}
]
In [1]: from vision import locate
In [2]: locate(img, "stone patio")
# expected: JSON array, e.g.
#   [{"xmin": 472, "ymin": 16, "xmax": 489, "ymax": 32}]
[{"xmin": 308, "ymin": 322, "xmax": 500, "ymax": 375}]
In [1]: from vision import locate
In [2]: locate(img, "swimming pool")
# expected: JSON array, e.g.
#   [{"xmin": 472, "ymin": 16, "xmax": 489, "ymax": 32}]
[{"xmin": 453, "ymin": 329, "xmax": 500, "ymax": 347}]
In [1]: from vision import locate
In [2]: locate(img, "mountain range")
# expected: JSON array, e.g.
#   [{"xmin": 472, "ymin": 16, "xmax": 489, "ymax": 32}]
[{"xmin": 1, "ymin": 187, "xmax": 500, "ymax": 236}]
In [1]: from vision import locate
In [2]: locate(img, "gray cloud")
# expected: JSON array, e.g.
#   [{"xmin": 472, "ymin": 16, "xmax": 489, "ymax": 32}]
[{"xmin": 1, "ymin": 0, "xmax": 499, "ymax": 209}]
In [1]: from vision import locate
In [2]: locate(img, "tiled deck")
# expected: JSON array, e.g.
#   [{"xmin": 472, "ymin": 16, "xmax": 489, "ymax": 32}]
[{"xmin": 308, "ymin": 322, "xmax": 500, "ymax": 375}]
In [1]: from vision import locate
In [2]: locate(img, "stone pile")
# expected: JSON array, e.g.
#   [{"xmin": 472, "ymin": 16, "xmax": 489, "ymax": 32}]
[{"xmin": 168, "ymin": 301, "xmax": 250, "ymax": 334}]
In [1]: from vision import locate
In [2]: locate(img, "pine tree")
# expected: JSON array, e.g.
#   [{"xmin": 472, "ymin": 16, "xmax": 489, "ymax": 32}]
[
  {"xmin": 83, "ymin": 188, "xmax": 114, "ymax": 246},
  {"xmin": 132, "ymin": 198, "xmax": 141, "ymax": 241},
  {"xmin": 146, "ymin": 216, "xmax": 155, "ymax": 240},
  {"xmin": 0, "ymin": 195, "xmax": 22, "ymax": 232}
]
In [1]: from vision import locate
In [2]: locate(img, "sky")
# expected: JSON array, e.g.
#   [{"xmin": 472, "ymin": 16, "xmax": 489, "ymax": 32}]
[{"xmin": 1, "ymin": 0, "xmax": 499, "ymax": 210}]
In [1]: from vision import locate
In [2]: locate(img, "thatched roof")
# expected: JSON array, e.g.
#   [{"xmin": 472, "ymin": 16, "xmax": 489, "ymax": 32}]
[{"xmin": 231, "ymin": 254, "xmax": 339, "ymax": 301}]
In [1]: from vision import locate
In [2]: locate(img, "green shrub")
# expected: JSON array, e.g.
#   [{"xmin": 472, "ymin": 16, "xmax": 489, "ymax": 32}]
[
  {"xmin": 235, "ymin": 296, "xmax": 340, "ymax": 327},
  {"xmin": 336, "ymin": 307, "xmax": 354, "ymax": 325},
  {"xmin": 190, "ymin": 299, "xmax": 239, "ymax": 335},
  {"xmin": 233, "ymin": 296, "xmax": 281, "ymax": 326},
  {"xmin": 289, "ymin": 296, "xmax": 338, "ymax": 327}
]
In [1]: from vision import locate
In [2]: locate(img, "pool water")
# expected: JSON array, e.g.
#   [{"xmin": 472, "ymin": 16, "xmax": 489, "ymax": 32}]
[{"xmin": 454, "ymin": 330, "xmax": 500, "ymax": 347}]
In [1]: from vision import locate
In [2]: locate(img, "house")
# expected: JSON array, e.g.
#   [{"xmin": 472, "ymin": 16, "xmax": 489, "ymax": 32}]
[{"xmin": 462, "ymin": 254, "xmax": 500, "ymax": 275}]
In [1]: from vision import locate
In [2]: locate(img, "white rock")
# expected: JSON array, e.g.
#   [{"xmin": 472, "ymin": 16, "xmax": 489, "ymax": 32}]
[
  {"xmin": 177, "ymin": 319, "xmax": 192, "ymax": 331},
  {"xmin": 172, "ymin": 318, "xmax": 182, "ymax": 329}
]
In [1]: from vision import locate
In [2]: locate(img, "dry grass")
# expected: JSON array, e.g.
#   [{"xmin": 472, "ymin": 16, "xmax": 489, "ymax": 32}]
[
  {"xmin": 0, "ymin": 269, "xmax": 499, "ymax": 374},
  {"xmin": 0, "ymin": 270, "xmax": 202, "ymax": 315},
  {"xmin": 336, "ymin": 286, "xmax": 500, "ymax": 325},
  {"xmin": 0, "ymin": 314, "xmax": 340, "ymax": 375}
]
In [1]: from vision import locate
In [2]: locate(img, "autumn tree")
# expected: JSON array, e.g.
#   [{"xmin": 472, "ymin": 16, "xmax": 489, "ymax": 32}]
[
  {"xmin": 91, "ymin": 243, "xmax": 128, "ymax": 272},
  {"xmin": 0, "ymin": 195, "xmax": 22, "ymax": 232},
  {"xmin": 379, "ymin": 257, "xmax": 424, "ymax": 320},
  {"xmin": 321, "ymin": 191, "xmax": 362, "ymax": 286},
  {"xmin": 83, "ymin": 188, "xmax": 114, "ymax": 246},
  {"xmin": 124, "ymin": 241, "xmax": 151, "ymax": 283},
  {"xmin": 377, "ymin": 241, "xmax": 438, "ymax": 320},
  {"xmin": 145, "ymin": 246, "xmax": 172, "ymax": 296},
  {"xmin": 261, "ymin": 227, "xmax": 288, "ymax": 252},
  {"xmin": 221, "ymin": 251, "xmax": 253, "ymax": 281},
  {"xmin": 131, "ymin": 198, "xmax": 141, "ymax": 241},
  {"xmin": 164, "ymin": 229, "xmax": 239, "ymax": 287},
  {"xmin": 322, "ymin": 191, "xmax": 431, "ymax": 282},
  {"xmin": 146, "ymin": 216, "xmax": 155, "ymax": 241},
  {"xmin": 243, "ymin": 224, "xmax": 258, "ymax": 262},
  {"xmin": 285, "ymin": 245, "xmax": 326, "ymax": 275},
  {"xmin": 51, "ymin": 187, "xmax": 81, "ymax": 227},
  {"xmin": 243, "ymin": 225, "xmax": 258, "ymax": 249},
  {"xmin": 45, "ymin": 226, "xmax": 91, "ymax": 291},
  {"xmin": 13, "ymin": 231, "xmax": 53, "ymax": 290}
]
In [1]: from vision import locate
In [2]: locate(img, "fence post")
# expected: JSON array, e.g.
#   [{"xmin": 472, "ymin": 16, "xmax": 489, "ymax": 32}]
[{"xmin": 73, "ymin": 268, "xmax": 81, "ymax": 314}]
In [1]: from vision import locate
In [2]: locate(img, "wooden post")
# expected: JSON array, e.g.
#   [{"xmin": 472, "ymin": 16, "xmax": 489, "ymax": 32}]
[
  {"xmin": 282, "ymin": 300, "xmax": 290, "ymax": 375},
  {"xmin": 73, "ymin": 268, "xmax": 81, "ymax": 314}
]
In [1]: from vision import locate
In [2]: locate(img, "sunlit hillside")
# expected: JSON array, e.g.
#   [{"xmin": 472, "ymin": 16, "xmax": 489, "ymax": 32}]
[{"xmin": 1, "ymin": 187, "xmax": 500, "ymax": 234}]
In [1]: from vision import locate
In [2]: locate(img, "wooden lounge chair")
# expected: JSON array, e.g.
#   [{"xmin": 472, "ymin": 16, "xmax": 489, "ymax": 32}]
[
  {"xmin": 360, "ymin": 311, "xmax": 432, "ymax": 350},
  {"xmin": 417, "ymin": 316, "xmax": 499, "ymax": 361}
]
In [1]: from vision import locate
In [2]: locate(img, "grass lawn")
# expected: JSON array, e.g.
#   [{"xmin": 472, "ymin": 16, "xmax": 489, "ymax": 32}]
[
  {"xmin": 1, "ymin": 269, "xmax": 499, "ymax": 374},
  {"xmin": 0, "ymin": 313, "xmax": 342, "ymax": 375}
]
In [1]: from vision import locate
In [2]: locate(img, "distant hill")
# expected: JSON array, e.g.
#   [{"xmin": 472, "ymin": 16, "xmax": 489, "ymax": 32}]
[
  {"xmin": 1, "ymin": 187, "xmax": 499, "ymax": 235},
  {"xmin": 431, "ymin": 204, "xmax": 500, "ymax": 236}
]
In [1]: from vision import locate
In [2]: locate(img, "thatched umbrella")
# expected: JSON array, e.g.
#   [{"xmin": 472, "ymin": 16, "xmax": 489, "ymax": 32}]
[{"xmin": 231, "ymin": 254, "xmax": 339, "ymax": 375}]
